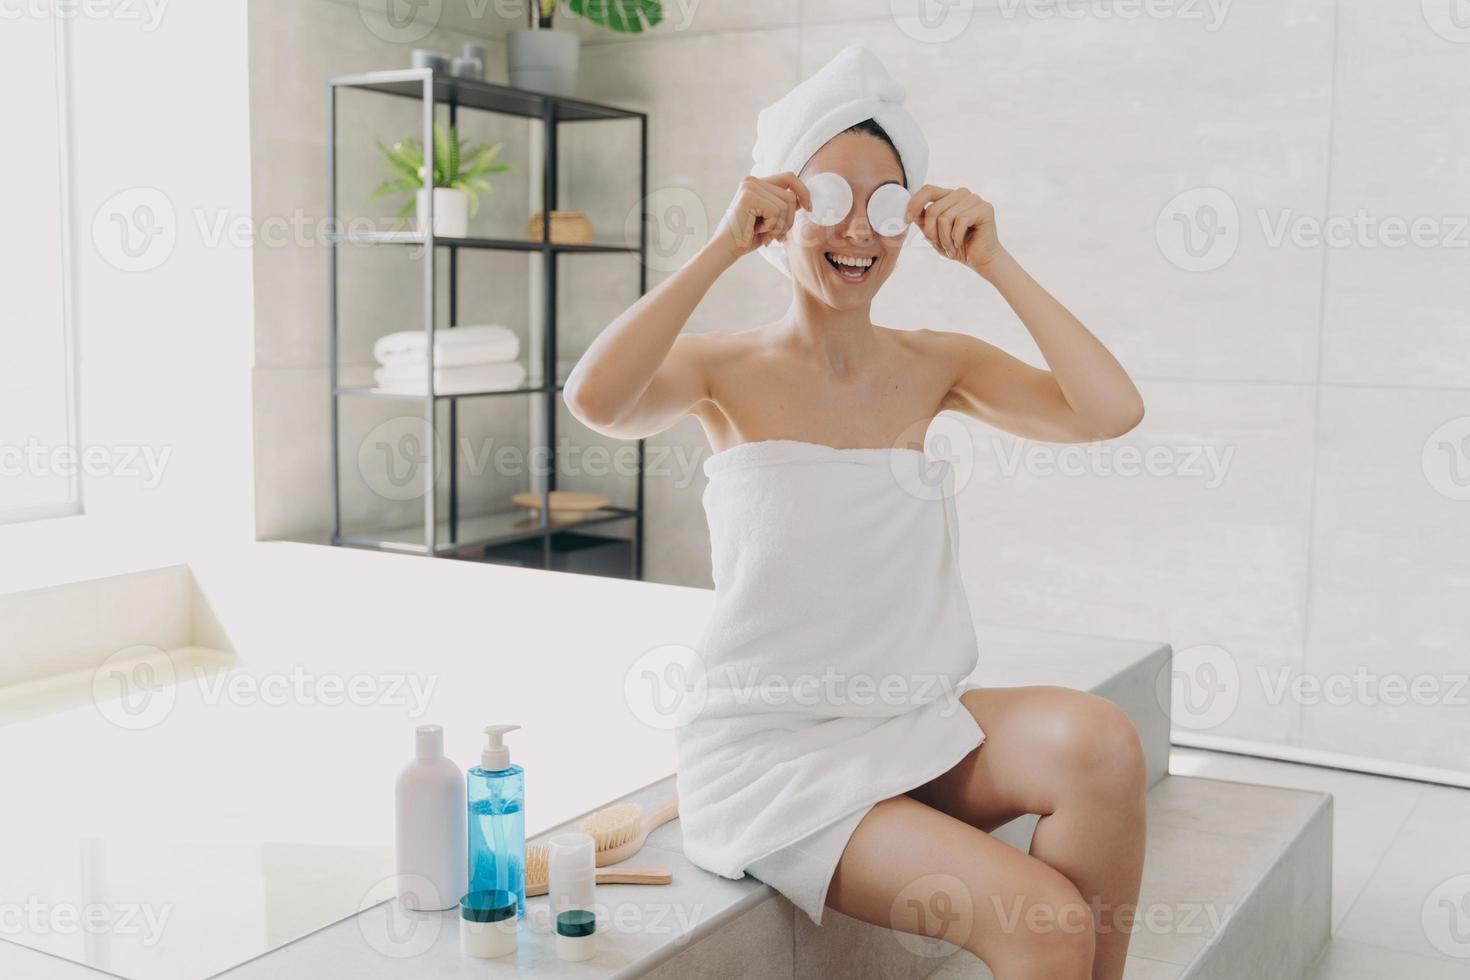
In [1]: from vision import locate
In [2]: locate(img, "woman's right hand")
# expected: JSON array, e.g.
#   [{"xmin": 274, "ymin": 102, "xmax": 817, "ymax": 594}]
[{"xmin": 711, "ymin": 173, "xmax": 812, "ymax": 261}]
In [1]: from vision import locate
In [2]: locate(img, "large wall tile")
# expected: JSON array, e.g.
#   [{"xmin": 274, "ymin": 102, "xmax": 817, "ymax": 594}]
[
  {"xmin": 952, "ymin": 380, "xmax": 1316, "ymax": 743},
  {"xmin": 799, "ymin": 4, "xmax": 1334, "ymax": 384},
  {"xmin": 1319, "ymin": 0, "xmax": 1470, "ymax": 387},
  {"xmin": 1300, "ymin": 385, "xmax": 1470, "ymax": 772}
]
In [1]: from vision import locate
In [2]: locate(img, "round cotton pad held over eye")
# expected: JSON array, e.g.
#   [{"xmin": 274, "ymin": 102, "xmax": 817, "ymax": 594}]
[
  {"xmin": 867, "ymin": 183, "xmax": 912, "ymax": 237},
  {"xmin": 803, "ymin": 172, "xmax": 853, "ymax": 227}
]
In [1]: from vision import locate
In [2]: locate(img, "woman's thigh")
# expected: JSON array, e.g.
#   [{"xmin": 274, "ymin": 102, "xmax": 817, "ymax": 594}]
[
  {"xmin": 826, "ymin": 794, "xmax": 1094, "ymax": 972},
  {"xmin": 911, "ymin": 685, "xmax": 1146, "ymax": 831}
]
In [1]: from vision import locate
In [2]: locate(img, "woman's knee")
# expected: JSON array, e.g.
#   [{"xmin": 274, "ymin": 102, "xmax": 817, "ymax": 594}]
[
  {"xmin": 982, "ymin": 871, "xmax": 1096, "ymax": 977},
  {"xmin": 1035, "ymin": 689, "xmax": 1147, "ymax": 801}
]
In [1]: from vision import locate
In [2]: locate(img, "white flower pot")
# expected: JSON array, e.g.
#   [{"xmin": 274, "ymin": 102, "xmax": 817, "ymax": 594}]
[
  {"xmin": 416, "ymin": 187, "xmax": 469, "ymax": 238},
  {"xmin": 507, "ymin": 28, "xmax": 579, "ymax": 97}
]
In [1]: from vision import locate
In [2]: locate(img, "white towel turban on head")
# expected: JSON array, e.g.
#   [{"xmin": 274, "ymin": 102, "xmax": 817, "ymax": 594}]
[{"xmin": 749, "ymin": 44, "xmax": 928, "ymax": 277}]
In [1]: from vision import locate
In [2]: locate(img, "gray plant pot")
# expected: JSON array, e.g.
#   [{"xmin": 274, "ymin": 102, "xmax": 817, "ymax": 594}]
[{"xmin": 506, "ymin": 28, "xmax": 579, "ymax": 98}]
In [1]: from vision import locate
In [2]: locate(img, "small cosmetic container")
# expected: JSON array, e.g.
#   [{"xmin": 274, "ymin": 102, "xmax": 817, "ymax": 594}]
[
  {"xmin": 547, "ymin": 833, "xmax": 596, "ymax": 916},
  {"xmin": 555, "ymin": 909, "xmax": 597, "ymax": 962},
  {"xmin": 459, "ymin": 890, "xmax": 517, "ymax": 959}
]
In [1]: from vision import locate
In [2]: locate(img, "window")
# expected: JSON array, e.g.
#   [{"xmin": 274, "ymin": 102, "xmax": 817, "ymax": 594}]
[{"xmin": 0, "ymin": 12, "xmax": 78, "ymax": 525}]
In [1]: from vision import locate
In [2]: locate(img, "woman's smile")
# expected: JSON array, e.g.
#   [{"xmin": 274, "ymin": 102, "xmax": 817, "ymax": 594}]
[{"xmin": 823, "ymin": 250, "xmax": 879, "ymax": 283}]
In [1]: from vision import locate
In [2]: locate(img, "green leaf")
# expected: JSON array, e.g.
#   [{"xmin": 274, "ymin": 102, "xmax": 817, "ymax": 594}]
[
  {"xmin": 564, "ymin": 0, "xmax": 661, "ymax": 34},
  {"xmin": 368, "ymin": 177, "xmax": 419, "ymax": 201},
  {"xmin": 376, "ymin": 138, "xmax": 422, "ymax": 185},
  {"xmin": 432, "ymin": 124, "xmax": 452, "ymax": 187}
]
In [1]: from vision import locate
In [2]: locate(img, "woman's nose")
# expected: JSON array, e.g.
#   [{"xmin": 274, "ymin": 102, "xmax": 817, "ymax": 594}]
[{"xmin": 840, "ymin": 205, "xmax": 875, "ymax": 241}]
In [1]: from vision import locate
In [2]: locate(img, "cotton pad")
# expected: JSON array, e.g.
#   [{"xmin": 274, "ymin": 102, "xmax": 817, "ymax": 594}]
[
  {"xmin": 803, "ymin": 172, "xmax": 853, "ymax": 227},
  {"xmin": 867, "ymin": 183, "xmax": 912, "ymax": 238}
]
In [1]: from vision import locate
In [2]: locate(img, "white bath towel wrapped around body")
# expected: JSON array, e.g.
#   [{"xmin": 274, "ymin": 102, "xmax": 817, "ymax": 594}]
[{"xmin": 675, "ymin": 439, "xmax": 986, "ymax": 921}]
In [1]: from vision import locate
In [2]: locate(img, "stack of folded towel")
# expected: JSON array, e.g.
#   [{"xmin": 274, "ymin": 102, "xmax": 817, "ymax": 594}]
[{"xmin": 372, "ymin": 324, "xmax": 528, "ymax": 396}]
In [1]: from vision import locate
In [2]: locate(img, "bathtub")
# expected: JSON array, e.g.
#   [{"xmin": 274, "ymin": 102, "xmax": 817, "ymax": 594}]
[{"xmin": 0, "ymin": 541, "xmax": 711, "ymax": 979}]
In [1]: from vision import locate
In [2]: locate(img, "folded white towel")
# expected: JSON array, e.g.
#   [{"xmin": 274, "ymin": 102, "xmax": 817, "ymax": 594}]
[
  {"xmin": 372, "ymin": 325, "xmax": 520, "ymax": 367},
  {"xmin": 749, "ymin": 44, "xmax": 929, "ymax": 278},
  {"xmin": 675, "ymin": 441, "xmax": 983, "ymax": 885},
  {"xmin": 378, "ymin": 340, "xmax": 521, "ymax": 370},
  {"xmin": 372, "ymin": 360, "xmax": 528, "ymax": 396}
]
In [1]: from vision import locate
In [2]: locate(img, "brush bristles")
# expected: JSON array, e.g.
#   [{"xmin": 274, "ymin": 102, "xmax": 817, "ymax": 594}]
[
  {"xmin": 525, "ymin": 844, "xmax": 549, "ymax": 888},
  {"xmin": 579, "ymin": 802, "xmax": 643, "ymax": 851}
]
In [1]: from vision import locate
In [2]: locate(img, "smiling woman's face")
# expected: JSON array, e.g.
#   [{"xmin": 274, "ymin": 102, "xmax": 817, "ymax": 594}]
[{"xmin": 787, "ymin": 130, "xmax": 907, "ymax": 311}]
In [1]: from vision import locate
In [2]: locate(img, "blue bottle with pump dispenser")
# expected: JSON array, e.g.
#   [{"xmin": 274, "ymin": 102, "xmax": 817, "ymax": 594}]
[{"xmin": 467, "ymin": 724, "xmax": 525, "ymax": 916}]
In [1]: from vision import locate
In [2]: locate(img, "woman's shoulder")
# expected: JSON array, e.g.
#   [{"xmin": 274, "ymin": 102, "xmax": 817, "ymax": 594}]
[
  {"xmin": 674, "ymin": 324, "xmax": 772, "ymax": 364},
  {"xmin": 875, "ymin": 324, "xmax": 981, "ymax": 358}
]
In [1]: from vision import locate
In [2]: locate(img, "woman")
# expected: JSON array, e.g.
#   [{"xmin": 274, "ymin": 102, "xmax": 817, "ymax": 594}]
[{"xmin": 566, "ymin": 46, "xmax": 1147, "ymax": 980}]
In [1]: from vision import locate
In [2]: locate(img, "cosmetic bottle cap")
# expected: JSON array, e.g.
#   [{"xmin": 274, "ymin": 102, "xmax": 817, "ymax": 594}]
[
  {"xmin": 548, "ymin": 833, "xmax": 596, "ymax": 872},
  {"xmin": 556, "ymin": 909, "xmax": 597, "ymax": 938},
  {"xmin": 481, "ymin": 724, "xmax": 520, "ymax": 770},
  {"xmin": 460, "ymin": 890, "xmax": 517, "ymax": 923},
  {"xmin": 415, "ymin": 724, "xmax": 445, "ymax": 761}
]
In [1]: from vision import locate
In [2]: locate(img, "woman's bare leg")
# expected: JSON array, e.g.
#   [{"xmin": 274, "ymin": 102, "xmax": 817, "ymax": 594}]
[
  {"xmin": 827, "ymin": 794, "xmax": 1096, "ymax": 979},
  {"xmin": 910, "ymin": 686, "xmax": 1148, "ymax": 980}
]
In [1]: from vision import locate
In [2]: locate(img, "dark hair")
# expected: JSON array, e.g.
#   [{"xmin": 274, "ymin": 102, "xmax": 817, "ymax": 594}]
[{"xmin": 842, "ymin": 118, "xmax": 905, "ymax": 184}]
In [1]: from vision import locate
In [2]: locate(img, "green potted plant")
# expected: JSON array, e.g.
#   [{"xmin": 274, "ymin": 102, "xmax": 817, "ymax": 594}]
[
  {"xmin": 370, "ymin": 124, "xmax": 513, "ymax": 238},
  {"xmin": 507, "ymin": 0, "xmax": 662, "ymax": 97}
]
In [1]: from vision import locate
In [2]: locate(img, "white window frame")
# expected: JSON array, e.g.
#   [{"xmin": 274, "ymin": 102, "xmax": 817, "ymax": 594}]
[{"xmin": 1, "ymin": 13, "xmax": 81, "ymax": 528}]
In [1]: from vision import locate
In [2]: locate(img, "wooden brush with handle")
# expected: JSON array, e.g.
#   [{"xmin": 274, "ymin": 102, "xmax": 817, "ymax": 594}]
[
  {"xmin": 580, "ymin": 796, "xmax": 680, "ymax": 868},
  {"xmin": 524, "ymin": 844, "xmax": 671, "ymax": 897}
]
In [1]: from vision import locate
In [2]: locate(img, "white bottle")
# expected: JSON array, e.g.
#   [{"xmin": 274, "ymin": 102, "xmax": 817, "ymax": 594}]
[{"xmin": 395, "ymin": 724, "xmax": 467, "ymax": 911}]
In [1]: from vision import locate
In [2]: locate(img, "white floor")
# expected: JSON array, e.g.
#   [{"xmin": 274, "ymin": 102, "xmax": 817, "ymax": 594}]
[{"xmin": 1170, "ymin": 749, "xmax": 1470, "ymax": 978}]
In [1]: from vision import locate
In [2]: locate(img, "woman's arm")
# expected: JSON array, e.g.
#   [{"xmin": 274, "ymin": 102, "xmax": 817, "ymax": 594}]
[
  {"xmin": 906, "ymin": 186, "xmax": 1145, "ymax": 443},
  {"xmin": 563, "ymin": 173, "xmax": 811, "ymax": 439}
]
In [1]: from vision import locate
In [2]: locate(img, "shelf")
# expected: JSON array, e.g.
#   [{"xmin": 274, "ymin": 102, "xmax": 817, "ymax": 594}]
[
  {"xmin": 329, "ymin": 63, "xmax": 646, "ymax": 579},
  {"xmin": 329, "ymin": 69, "xmax": 643, "ymax": 123},
  {"xmin": 338, "ymin": 506, "xmax": 638, "ymax": 556},
  {"xmin": 474, "ymin": 531, "xmax": 635, "ymax": 579},
  {"xmin": 335, "ymin": 382, "xmax": 560, "ymax": 401},
  {"xmin": 329, "ymin": 230, "xmax": 638, "ymax": 254}
]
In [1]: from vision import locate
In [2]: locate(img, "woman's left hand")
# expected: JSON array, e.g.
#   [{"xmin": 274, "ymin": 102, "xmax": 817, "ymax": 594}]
[{"xmin": 905, "ymin": 185, "xmax": 1004, "ymax": 273}]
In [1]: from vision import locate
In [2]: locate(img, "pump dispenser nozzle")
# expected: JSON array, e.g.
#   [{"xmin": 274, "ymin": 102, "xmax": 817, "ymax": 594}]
[{"xmin": 481, "ymin": 724, "xmax": 520, "ymax": 771}]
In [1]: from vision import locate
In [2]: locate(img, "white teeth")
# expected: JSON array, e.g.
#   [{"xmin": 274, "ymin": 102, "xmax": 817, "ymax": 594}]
[{"xmin": 826, "ymin": 253, "xmax": 874, "ymax": 269}]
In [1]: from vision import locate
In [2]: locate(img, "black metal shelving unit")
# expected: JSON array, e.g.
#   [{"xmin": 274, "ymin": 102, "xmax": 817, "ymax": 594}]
[{"xmin": 327, "ymin": 68, "xmax": 647, "ymax": 578}]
